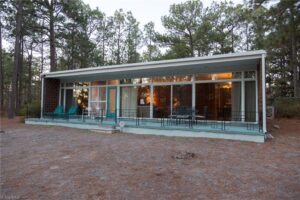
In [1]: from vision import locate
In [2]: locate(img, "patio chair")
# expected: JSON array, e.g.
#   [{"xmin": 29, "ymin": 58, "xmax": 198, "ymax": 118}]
[
  {"xmin": 64, "ymin": 104, "xmax": 78, "ymax": 120},
  {"xmin": 194, "ymin": 106, "xmax": 208, "ymax": 125},
  {"xmin": 44, "ymin": 105, "xmax": 64, "ymax": 118}
]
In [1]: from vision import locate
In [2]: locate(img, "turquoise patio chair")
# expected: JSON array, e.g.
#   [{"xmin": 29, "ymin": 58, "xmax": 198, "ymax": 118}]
[
  {"xmin": 64, "ymin": 104, "xmax": 78, "ymax": 119},
  {"xmin": 44, "ymin": 105, "xmax": 64, "ymax": 118}
]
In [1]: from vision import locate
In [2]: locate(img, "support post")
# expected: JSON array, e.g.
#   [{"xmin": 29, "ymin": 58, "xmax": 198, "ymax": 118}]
[
  {"xmin": 262, "ymin": 54, "xmax": 267, "ymax": 133},
  {"xmin": 192, "ymin": 75, "xmax": 196, "ymax": 112},
  {"xmin": 117, "ymin": 80, "xmax": 120, "ymax": 118},
  {"xmin": 241, "ymin": 72, "xmax": 245, "ymax": 122},
  {"xmin": 40, "ymin": 76, "xmax": 44, "ymax": 119},
  {"xmin": 150, "ymin": 84, "xmax": 153, "ymax": 118}
]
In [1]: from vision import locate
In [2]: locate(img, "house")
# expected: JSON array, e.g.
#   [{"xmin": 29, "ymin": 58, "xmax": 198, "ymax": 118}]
[{"xmin": 26, "ymin": 50, "xmax": 267, "ymax": 142}]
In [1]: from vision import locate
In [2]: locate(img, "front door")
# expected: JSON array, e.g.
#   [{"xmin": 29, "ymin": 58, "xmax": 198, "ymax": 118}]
[{"xmin": 107, "ymin": 87, "xmax": 117, "ymax": 118}]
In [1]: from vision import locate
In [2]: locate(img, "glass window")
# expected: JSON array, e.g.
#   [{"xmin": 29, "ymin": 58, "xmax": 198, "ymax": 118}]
[
  {"xmin": 91, "ymin": 81, "xmax": 106, "ymax": 86},
  {"xmin": 107, "ymin": 80, "xmax": 118, "ymax": 85},
  {"xmin": 174, "ymin": 75, "xmax": 192, "ymax": 82},
  {"xmin": 196, "ymin": 82, "xmax": 233, "ymax": 120},
  {"xmin": 152, "ymin": 76, "xmax": 174, "ymax": 83},
  {"xmin": 66, "ymin": 82, "xmax": 74, "ymax": 87},
  {"xmin": 99, "ymin": 87, "xmax": 106, "ymax": 101},
  {"xmin": 120, "ymin": 86, "xmax": 150, "ymax": 117},
  {"xmin": 195, "ymin": 73, "xmax": 233, "ymax": 81},
  {"xmin": 75, "ymin": 82, "xmax": 89, "ymax": 87},
  {"xmin": 120, "ymin": 79, "xmax": 133, "ymax": 84},
  {"xmin": 90, "ymin": 87, "xmax": 99, "ymax": 102},
  {"xmin": 244, "ymin": 71, "xmax": 256, "ymax": 79},
  {"xmin": 245, "ymin": 81, "xmax": 256, "ymax": 122},
  {"xmin": 137, "ymin": 86, "xmax": 151, "ymax": 117},
  {"xmin": 173, "ymin": 85, "xmax": 192, "ymax": 111},
  {"xmin": 72, "ymin": 88, "xmax": 89, "ymax": 114},
  {"xmin": 153, "ymin": 85, "xmax": 171, "ymax": 118},
  {"xmin": 120, "ymin": 78, "xmax": 152, "ymax": 84},
  {"xmin": 232, "ymin": 72, "xmax": 242, "ymax": 79},
  {"xmin": 120, "ymin": 86, "xmax": 138, "ymax": 117},
  {"xmin": 60, "ymin": 89, "xmax": 64, "ymax": 105},
  {"xmin": 152, "ymin": 75, "xmax": 192, "ymax": 83}
]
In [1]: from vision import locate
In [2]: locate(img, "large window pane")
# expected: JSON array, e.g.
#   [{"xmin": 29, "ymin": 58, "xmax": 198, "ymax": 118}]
[
  {"xmin": 74, "ymin": 88, "xmax": 89, "ymax": 114},
  {"xmin": 196, "ymin": 82, "xmax": 232, "ymax": 120},
  {"xmin": 121, "ymin": 87, "xmax": 137, "ymax": 117},
  {"xmin": 91, "ymin": 87, "xmax": 99, "ymax": 102},
  {"xmin": 173, "ymin": 85, "xmax": 192, "ymax": 111},
  {"xmin": 60, "ymin": 89, "xmax": 64, "ymax": 106},
  {"xmin": 99, "ymin": 87, "xmax": 106, "ymax": 101},
  {"xmin": 137, "ymin": 86, "xmax": 150, "ymax": 117},
  {"xmin": 231, "ymin": 82, "xmax": 241, "ymax": 121},
  {"xmin": 245, "ymin": 81, "xmax": 256, "ymax": 122},
  {"xmin": 120, "ymin": 86, "xmax": 150, "ymax": 117},
  {"xmin": 153, "ymin": 86, "xmax": 171, "ymax": 118}
]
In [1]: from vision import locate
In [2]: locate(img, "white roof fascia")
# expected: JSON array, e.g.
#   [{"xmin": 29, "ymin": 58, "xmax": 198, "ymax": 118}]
[{"xmin": 43, "ymin": 50, "xmax": 266, "ymax": 79}]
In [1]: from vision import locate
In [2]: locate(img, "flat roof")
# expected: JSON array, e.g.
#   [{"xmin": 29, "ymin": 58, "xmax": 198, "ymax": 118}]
[{"xmin": 43, "ymin": 50, "xmax": 266, "ymax": 81}]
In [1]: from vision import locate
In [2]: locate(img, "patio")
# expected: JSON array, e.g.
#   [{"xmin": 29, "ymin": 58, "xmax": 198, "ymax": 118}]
[{"xmin": 26, "ymin": 108, "xmax": 263, "ymax": 142}]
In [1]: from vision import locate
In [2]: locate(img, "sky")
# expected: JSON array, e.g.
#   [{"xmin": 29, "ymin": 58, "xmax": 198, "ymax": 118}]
[{"xmin": 82, "ymin": 0, "xmax": 243, "ymax": 33}]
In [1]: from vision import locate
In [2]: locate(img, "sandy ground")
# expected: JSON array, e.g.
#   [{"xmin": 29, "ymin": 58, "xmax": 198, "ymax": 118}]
[{"xmin": 0, "ymin": 117, "xmax": 300, "ymax": 200}]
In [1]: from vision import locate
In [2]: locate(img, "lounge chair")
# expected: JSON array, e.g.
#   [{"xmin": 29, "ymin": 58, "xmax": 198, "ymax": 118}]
[{"xmin": 44, "ymin": 105, "xmax": 64, "ymax": 118}]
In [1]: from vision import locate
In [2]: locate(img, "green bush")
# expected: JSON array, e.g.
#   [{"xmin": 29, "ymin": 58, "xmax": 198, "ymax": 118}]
[
  {"xmin": 274, "ymin": 98, "xmax": 300, "ymax": 118},
  {"xmin": 19, "ymin": 101, "xmax": 41, "ymax": 118}
]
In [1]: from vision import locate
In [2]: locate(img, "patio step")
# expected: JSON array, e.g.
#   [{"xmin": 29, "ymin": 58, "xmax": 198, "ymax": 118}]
[{"xmin": 89, "ymin": 125, "xmax": 120, "ymax": 134}]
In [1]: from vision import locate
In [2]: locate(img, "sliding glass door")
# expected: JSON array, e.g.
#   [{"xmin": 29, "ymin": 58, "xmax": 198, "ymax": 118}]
[
  {"xmin": 196, "ymin": 82, "xmax": 235, "ymax": 120},
  {"xmin": 120, "ymin": 86, "xmax": 151, "ymax": 118},
  {"xmin": 153, "ymin": 86, "xmax": 171, "ymax": 118}
]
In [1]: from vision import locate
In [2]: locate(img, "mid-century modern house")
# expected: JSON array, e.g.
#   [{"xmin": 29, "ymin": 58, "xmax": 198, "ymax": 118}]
[{"xmin": 26, "ymin": 50, "xmax": 267, "ymax": 142}]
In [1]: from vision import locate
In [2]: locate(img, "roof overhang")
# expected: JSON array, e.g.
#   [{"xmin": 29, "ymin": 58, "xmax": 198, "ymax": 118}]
[{"xmin": 43, "ymin": 50, "xmax": 266, "ymax": 82}]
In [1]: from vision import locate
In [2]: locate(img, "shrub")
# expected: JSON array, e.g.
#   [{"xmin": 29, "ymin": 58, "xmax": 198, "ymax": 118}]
[
  {"xmin": 19, "ymin": 101, "xmax": 41, "ymax": 118},
  {"xmin": 274, "ymin": 98, "xmax": 300, "ymax": 118}
]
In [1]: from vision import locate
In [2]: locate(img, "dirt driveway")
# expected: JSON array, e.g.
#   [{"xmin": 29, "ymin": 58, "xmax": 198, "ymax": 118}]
[{"xmin": 1, "ymin": 118, "xmax": 300, "ymax": 200}]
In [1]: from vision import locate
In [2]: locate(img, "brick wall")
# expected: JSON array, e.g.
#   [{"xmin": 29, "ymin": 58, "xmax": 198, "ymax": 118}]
[{"xmin": 44, "ymin": 78, "xmax": 60, "ymax": 112}]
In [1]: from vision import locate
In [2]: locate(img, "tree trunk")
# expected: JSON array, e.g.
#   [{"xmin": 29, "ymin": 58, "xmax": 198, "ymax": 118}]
[
  {"xmin": 290, "ymin": 5, "xmax": 299, "ymax": 97},
  {"xmin": 8, "ymin": 0, "xmax": 23, "ymax": 119},
  {"xmin": 49, "ymin": 0, "xmax": 56, "ymax": 71},
  {"xmin": 102, "ymin": 36, "xmax": 105, "ymax": 65},
  {"xmin": 41, "ymin": 19, "xmax": 44, "ymax": 74},
  {"xmin": 16, "ymin": 38, "xmax": 24, "ymax": 113},
  {"xmin": 187, "ymin": 29, "xmax": 194, "ymax": 57},
  {"xmin": 0, "ymin": 21, "xmax": 3, "ymax": 112},
  {"xmin": 28, "ymin": 47, "xmax": 33, "ymax": 103}
]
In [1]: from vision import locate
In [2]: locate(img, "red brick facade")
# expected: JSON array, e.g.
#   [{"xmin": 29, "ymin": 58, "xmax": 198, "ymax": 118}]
[{"xmin": 44, "ymin": 78, "xmax": 60, "ymax": 112}]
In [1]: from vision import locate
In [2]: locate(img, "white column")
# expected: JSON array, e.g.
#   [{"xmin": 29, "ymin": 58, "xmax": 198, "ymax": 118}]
[
  {"xmin": 255, "ymin": 70, "xmax": 259, "ymax": 122},
  {"xmin": 88, "ymin": 83, "xmax": 91, "ymax": 116},
  {"xmin": 170, "ymin": 85, "xmax": 173, "ymax": 115},
  {"xmin": 63, "ymin": 88, "xmax": 66, "ymax": 112},
  {"xmin": 192, "ymin": 75, "xmax": 196, "ymax": 110},
  {"xmin": 150, "ymin": 84, "xmax": 154, "ymax": 118},
  {"xmin": 262, "ymin": 54, "xmax": 267, "ymax": 133},
  {"xmin": 241, "ymin": 72, "xmax": 245, "ymax": 122},
  {"xmin": 117, "ymin": 80, "xmax": 120, "ymax": 117},
  {"xmin": 40, "ymin": 76, "xmax": 45, "ymax": 119}
]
